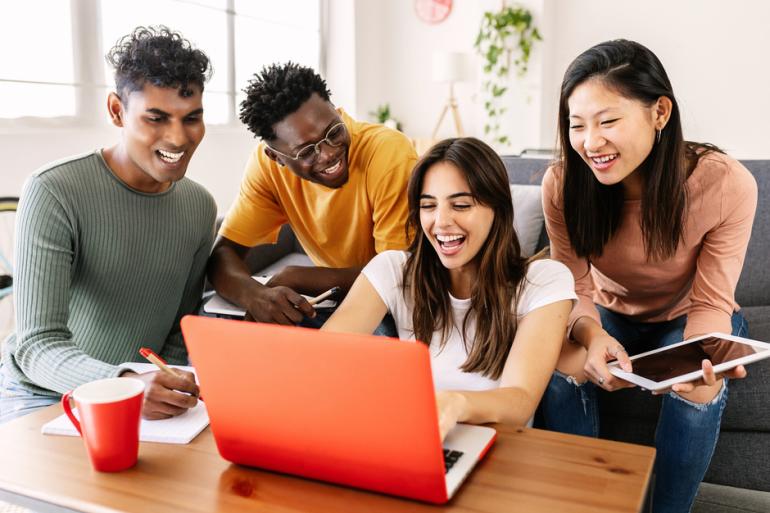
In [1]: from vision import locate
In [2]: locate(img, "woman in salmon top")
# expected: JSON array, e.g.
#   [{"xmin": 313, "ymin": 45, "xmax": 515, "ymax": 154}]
[{"xmin": 539, "ymin": 39, "xmax": 757, "ymax": 513}]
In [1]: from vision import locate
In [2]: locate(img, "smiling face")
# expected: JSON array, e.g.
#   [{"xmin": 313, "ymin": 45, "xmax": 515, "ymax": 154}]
[
  {"xmin": 419, "ymin": 161, "xmax": 495, "ymax": 282},
  {"xmin": 266, "ymin": 93, "xmax": 351, "ymax": 189},
  {"xmin": 107, "ymin": 83, "xmax": 205, "ymax": 193},
  {"xmin": 567, "ymin": 79, "xmax": 668, "ymax": 198}
]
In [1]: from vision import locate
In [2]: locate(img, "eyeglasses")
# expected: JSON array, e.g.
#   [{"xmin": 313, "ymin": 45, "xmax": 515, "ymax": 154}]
[{"xmin": 267, "ymin": 122, "xmax": 348, "ymax": 165}]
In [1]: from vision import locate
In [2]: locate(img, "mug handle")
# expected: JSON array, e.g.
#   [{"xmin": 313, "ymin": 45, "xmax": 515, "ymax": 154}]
[{"xmin": 61, "ymin": 391, "xmax": 82, "ymax": 436}]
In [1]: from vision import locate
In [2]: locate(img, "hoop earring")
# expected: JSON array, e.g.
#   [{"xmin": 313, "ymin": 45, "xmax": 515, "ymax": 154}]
[{"xmin": 656, "ymin": 129, "xmax": 662, "ymax": 144}]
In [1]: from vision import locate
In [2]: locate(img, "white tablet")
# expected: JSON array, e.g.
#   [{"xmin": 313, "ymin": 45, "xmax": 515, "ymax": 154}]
[{"xmin": 607, "ymin": 333, "xmax": 770, "ymax": 391}]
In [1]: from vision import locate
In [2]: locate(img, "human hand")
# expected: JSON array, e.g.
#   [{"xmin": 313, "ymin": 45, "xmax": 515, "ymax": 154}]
[
  {"xmin": 436, "ymin": 391, "xmax": 467, "ymax": 441},
  {"xmin": 122, "ymin": 370, "xmax": 199, "ymax": 420},
  {"xmin": 584, "ymin": 333, "xmax": 635, "ymax": 391},
  {"xmin": 244, "ymin": 285, "xmax": 315, "ymax": 324},
  {"xmin": 655, "ymin": 360, "xmax": 747, "ymax": 395}
]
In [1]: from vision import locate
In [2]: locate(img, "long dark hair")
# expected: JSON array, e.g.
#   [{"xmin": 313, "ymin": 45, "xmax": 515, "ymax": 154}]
[
  {"xmin": 403, "ymin": 138, "xmax": 528, "ymax": 380},
  {"xmin": 557, "ymin": 39, "xmax": 720, "ymax": 260}
]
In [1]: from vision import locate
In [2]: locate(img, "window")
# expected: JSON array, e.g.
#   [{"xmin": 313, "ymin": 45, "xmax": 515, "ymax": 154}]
[
  {"xmin": 234, "ymin": 0, "xmax": 321, "ymax": 109},
  {"xmin": 0, "ymin": 1, "xmax": 75, "ymax": 118},
  {"xmin": 101, "ymin": 0, "xmax": 231, "ymax": 124},
  {"xmin": 0, "ymin": 0, "xmax": 321, "ymax": 125}
]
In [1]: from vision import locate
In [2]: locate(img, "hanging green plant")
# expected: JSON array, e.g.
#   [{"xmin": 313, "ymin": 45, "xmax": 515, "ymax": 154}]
[{"xmin": 474, "ymin": 4, "xmax": 542, "ymax": 146}]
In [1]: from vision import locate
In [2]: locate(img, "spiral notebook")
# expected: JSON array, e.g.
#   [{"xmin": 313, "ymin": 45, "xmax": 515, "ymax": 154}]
[{"xmin": 41, "ymin": 363, "xmax": 209, "ymax": 444}]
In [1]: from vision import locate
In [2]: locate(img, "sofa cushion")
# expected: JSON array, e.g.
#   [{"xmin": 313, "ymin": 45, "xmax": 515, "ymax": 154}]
[
  {"xmin": 740, "ymin": 305, "xmax": 770, "ymax": 343},
  {"xmin": 734, "ymin": 160, "xmax": 770, "ymax": 308},
  {"xmin": 694, "ymin": 482, "xmax": 770, "ymax": 513},
  {"xmin": 510, "ymin": 184, "xmax": 544, "ymax": 258},
  {"xmin": 720, "ymin": 358, "xmax": 770, "ymax": 431},
  {"xmin": 501, "ymin": 156, "xmax": 550, "ymax": 185},
  {"xmin": 704, "ymin": 431, "xmax": 770, "ymax": 492}
]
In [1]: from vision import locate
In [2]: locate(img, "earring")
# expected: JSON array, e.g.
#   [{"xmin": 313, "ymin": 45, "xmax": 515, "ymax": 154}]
[{"xmin": 656, "ymin": 129, "xmax": 662, "ymax": 144}]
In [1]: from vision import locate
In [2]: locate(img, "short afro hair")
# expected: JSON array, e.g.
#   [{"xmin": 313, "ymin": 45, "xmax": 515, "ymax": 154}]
[
  {"xmin": 106, "ymin": 26, "xmax": 212, "ymax": 100},
  {"xmin": 239, "ymin": 62, "xmax": 332, "ymax": 140}
]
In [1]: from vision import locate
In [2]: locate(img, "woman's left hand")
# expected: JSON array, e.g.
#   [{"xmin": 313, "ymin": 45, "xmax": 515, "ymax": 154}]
[
  {"xmin": 435, "ymin": 391, "xmax": 467, "ymax": 441},
  {"xmin": 656, "ymin": 360, "xmax": 747, "ymax": 395}
]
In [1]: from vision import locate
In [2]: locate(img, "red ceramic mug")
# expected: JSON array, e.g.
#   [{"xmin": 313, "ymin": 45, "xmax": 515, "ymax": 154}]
[{"xmin": 61, "ymin": 377, "xmax": 145, "ymax": 472}]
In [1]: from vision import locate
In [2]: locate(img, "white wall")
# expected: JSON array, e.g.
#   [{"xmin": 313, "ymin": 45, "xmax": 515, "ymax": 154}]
[
  {"xmin": 1, "ymin": 123, "xmax": 254, "ymax": 213},
  {"xmin": 349, "ymin": 0, "xmax": 489, "ymax": 140},
  {"xmin": 3, "ymin": 0, "xmax": 769, "ymax": 207},
  {"xmin": 324, "ymin": 0, "xmax": 358, "ymax": 115},
  {"xmin": 542, "ymin": 0, "xmax": 770, "ymax": 158},
  {"xmin": 351, "ymin": 0, "xmax": 770, "ymax": 158}
]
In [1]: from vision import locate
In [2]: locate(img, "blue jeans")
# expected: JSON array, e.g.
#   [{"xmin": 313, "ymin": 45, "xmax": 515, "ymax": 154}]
[
  {"xmin": 538, "ymin": 307, "xmax": 747, "ymax": 513},
  {"xmin": 0, "ymin": 364, "xmax": 59, "ymax": 424},
  {"xmin": 300, "ymin": 307, "xmax": 399, "ymax": 338}
]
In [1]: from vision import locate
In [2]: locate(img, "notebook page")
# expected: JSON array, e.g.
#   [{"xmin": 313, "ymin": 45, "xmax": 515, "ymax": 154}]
[{"xmin": 42, "ymin": 363, "xmax": 209, "ymax": 444}]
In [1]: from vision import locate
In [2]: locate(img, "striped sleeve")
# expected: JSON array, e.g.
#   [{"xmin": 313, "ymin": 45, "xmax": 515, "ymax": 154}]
[{"xmin": 12, "ymin": 177, "xmax": 124, "ymax": 394}]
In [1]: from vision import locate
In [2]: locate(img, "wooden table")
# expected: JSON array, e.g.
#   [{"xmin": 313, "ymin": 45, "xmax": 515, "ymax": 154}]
[{"xmin": 0, "ymin": 405, "xmax": 654, "ymax": 513}]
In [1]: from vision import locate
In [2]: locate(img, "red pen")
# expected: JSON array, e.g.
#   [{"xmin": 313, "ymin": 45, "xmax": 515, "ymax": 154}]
[
  {"xmin": 139, "ymin": 347, "xmax": 201, "ymax": 400},
  {"xmin": 139, "ymin": 347, "xmax": 182, "ymax": 377}
]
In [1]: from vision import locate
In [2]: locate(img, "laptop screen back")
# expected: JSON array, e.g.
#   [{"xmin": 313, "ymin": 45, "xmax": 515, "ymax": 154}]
[{"xmin": 181, "ymin": 316, "xmax": 448, "ymax": 503}]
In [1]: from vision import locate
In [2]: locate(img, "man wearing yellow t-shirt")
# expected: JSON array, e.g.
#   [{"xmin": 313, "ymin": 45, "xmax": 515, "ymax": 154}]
[{"xmin": 208, "ymin": 62, "xmax": 416, "ymax": 325}]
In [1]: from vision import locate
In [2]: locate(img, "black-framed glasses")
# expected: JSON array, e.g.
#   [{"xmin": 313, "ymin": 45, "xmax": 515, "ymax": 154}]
[{"xmin": 267, "ymin": 122, "xmax": 347, "ymax": 165}]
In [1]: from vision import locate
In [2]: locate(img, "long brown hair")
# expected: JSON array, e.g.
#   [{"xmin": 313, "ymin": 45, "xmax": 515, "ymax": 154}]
[
  {"xmin": 403, "ymin": 138, "xmax": 528, "ymax": 380},
  {"xmin": 557, "ymin": 39, "xmax": 721, "ymax": 261}
]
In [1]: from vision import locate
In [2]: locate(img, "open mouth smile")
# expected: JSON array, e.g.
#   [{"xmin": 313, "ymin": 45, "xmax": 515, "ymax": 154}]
[
  {"xmin": 588, "ymin": 153, "xmax": 618, "ymax": 170},
  {"xmin": 319, "ymin": 159, "xmax": 342, "ymax": 176},
  {"xmin": 156, "ymin": 149, "xmax": 185, "ymax": 164},
  {"xmin": 435, "ymin": 233, "xmax": 466, "ymax": 255}
]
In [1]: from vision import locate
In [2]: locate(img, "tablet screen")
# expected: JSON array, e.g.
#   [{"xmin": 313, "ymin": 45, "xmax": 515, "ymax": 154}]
[{"xmin": 631, "ymin": 337, "xmax": 759, "ymax": 382}]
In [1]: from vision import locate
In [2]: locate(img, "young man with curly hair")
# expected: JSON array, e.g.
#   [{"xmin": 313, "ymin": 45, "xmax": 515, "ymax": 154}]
[
  {"xmin": 0, "ymin": 27, "xmax": 217, "ymax": 423},
  {"xmin": 209, "ymin": 62, "xmax": 417, "ymax": 326}
]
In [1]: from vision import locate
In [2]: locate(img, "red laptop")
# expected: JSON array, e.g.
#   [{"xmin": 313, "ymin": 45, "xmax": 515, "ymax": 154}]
[{"xmin": 181, "ymin": 315, "xmax": 496, "ymax": 504}]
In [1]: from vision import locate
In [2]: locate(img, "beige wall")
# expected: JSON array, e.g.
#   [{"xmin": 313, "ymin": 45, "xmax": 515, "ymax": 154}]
[
  {"xmin": 3, "ymin": 0, "xmax": 769, "ymax": 208},
  {"xmin": 349, "ymin": 0, "xmax": 770, "ymax": 158},
  {"xmin": 1, "ymin": 124, "xmax": 255, "ymax": 214}
]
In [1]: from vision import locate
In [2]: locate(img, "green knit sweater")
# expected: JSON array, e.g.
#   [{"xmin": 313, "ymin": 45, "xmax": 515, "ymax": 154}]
[{"xmin": 2, "ymin": 151, "xmax": 216, "ymax": 396}]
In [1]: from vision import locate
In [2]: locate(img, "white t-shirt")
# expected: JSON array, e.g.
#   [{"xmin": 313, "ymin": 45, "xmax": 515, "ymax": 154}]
[{"xmin": 362, "ymin": 250, "xmax": 577, "ymax": 392}]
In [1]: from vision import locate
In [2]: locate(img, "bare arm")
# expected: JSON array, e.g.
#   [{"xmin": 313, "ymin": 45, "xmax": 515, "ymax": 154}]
[
  {"xmin": 268, "ymin": 265, "xmax": 362, "ymax": 297},
  {"xmin": 321, "ymin": 273, "xmax": 388, "ymax": 334},
  {"xmin": 207, "ymin": 236, "xmax": 314, "ymax": 324},
  {"xmin": 437, "ymin": 300, "xmax": 572, "ymax": 438}
]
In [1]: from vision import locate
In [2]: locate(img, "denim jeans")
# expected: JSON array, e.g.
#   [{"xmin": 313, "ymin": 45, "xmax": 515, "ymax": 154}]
[
  {"xmin": 0, "ymin": 364, "xmax": 59, "ymax": 424},
  {"xmin": 538, "ymin": 307, "xmax": 748, "ymax": 513},
  {"xmin": 300, "ymin": 307, "xmax": 399, "ymax": 338}
]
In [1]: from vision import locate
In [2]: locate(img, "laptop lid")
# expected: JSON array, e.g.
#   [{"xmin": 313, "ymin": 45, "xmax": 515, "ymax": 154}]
[{"xmin": 181, "ymin": 315, "xmax": 449, "ymax": 503}]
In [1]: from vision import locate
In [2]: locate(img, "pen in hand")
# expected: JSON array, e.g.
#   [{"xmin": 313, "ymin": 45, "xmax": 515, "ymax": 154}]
[
  {"xmin": 139, "ymin": 347, "xmax": 182, "ymax": 377},
  {"xmin": 139, "ymin": 347, "xmax": 200, "ymax": 399},
  {"xmin": 308, "ymin": 286, "xmax": 341, "ymax": 306}
]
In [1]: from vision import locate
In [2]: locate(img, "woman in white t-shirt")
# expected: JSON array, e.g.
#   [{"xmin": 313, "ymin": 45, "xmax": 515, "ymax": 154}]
[{"xmin": 322, "ymin": 137, "xmax": 577, "ymax": 439}]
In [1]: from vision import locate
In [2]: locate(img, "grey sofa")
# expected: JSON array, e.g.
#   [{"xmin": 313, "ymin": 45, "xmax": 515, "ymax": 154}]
[
  {"xmin": 235, "ymin": 156, "xmax": 769, "ymax": 512},
  {"xmin": 501, "ymin": 156, "xmax": 770, "ymax": 513}
]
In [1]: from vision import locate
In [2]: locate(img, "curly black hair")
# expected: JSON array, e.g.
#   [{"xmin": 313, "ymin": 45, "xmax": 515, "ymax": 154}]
[
  {"xmin": 106, "ymin": 26, "xmax": 212, "ymax": 100},
  {"xmin": 239, "ymin": 62, "xmax": 332, "ymax": 140}
]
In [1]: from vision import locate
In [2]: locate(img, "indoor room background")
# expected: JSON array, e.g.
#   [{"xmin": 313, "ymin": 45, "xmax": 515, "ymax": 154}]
[{"xmin": 2, "ymin": 0, "xmax": 769, "ymax": 212}]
